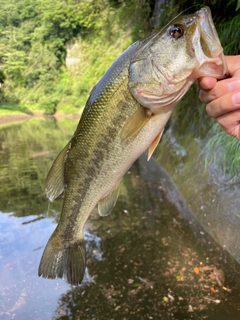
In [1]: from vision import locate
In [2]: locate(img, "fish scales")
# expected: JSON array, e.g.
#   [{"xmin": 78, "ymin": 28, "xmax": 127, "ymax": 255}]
[
  {"xmin": 39, "ymin": 7, "xmax": 228, "ymax": 285},
  {"xmin": 61, "ymin": 84, "xmax": 140, "ymax": 235}
]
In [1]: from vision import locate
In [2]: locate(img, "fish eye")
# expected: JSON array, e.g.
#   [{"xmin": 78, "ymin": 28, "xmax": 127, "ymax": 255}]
[{"xmin": 168, "ymin": 25, "xmax": 184, "ymax": 39}]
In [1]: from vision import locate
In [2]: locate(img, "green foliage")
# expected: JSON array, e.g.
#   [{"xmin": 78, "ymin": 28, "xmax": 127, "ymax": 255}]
[
  {"xmin": 0, "ymin": 70, "xmax": 6, "ymax": 84},
  {"xmin": 218, "ymin": 13, "xmax": 240, "ymax": 54},
  {"xmin": 204, "ymin": 124, "xmax": 240, "ymax": 177},
  {"xmin": 0, "ymin": 0, "xmax": 152, "ymax": 114},
  {"xmin": 237, "ymin": 0, "xmax": 240, "ymax": 10}
]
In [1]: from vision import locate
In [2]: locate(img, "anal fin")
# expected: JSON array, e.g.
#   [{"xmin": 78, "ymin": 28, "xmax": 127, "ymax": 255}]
[
  {"xmin": 147, "ymin": 129, "xmax": 164, "ymax": 161},
  {"xmin": 98, "ymin": 182, "xmax": 122, "ymax": 217}
]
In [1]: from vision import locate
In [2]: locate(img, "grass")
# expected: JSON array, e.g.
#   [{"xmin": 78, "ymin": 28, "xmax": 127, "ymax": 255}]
[
  {"xmin": 0, "ymin": 104, "xmax": 32, "ymax": 115},
  {"xmin": 204, "ymin": 124, "xmax": 240, "ymax": 176}
]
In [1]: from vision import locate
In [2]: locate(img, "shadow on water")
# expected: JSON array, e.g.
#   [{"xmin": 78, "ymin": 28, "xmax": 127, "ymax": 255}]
[{"xmin": 1, "ymin": 118, "xmax": 240, "ymax": 319}]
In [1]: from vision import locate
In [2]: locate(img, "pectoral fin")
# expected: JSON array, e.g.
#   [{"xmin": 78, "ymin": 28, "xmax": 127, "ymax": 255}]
[
  {"xmin": 120, "ymin": 107, "xmax": 152, "ymax": 142},
  {"xmin": 98, "ymin": 182, "xmax": 122, "ymax": 217},
  {"xmin": 45, "ymin": 143, "xmax": 70, "ymax": 201},
  {"xmin": 147, "ymin": 129, "xmax": 164, "ymax": 161}
]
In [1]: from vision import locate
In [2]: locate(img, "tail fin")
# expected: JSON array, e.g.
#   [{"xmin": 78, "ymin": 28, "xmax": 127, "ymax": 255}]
[{"xmin": 38, "ymin": 234, "xmax": 86, "ymax": 286}]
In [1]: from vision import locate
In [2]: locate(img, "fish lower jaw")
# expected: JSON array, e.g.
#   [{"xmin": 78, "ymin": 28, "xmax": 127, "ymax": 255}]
[{"xmin": 193, "ymin": 52, "xmax": 228, "ymax": 79}]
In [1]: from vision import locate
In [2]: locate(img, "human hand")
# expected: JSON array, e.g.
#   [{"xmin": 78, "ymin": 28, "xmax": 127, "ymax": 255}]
[{"xmin": 199, "ymin": 56, "xmax": 240, "ymax": 139}]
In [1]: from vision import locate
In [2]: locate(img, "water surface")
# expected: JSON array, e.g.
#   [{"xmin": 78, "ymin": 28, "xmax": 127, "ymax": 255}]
[{"xmin": 1, "ymin": 117, "xmax": 240, "ymax": 319}]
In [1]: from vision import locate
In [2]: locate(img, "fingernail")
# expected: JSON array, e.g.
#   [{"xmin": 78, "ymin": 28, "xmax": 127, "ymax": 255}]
[
  {"xmin": 228, "ymin": 80, "xmax": 240, "ymax": 92},
  {"xmin": 232, "ymin": 91, "xmax": 240, "ymax": 106}
]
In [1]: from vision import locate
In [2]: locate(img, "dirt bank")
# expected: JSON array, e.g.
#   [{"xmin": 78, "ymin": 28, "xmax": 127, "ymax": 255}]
[{"xmin": 0, "ymin": 113, "xmax": 80, "ymax": 125}]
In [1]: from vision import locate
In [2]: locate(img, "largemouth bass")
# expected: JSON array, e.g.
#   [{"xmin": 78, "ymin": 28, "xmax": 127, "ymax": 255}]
[{"xmin": 39, "ymin": 7, "xmax": 227, "ymax": 285}]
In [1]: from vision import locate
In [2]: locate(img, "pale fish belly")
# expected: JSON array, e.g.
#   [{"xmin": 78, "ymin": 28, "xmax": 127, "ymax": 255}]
[{"xmin": 83, "ymin": 108, "xmax": 173, "ymax": 205}]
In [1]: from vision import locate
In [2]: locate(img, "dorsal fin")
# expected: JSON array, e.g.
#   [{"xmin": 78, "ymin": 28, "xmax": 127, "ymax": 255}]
[
  {"xmin": 45, "ymin": 143, "xmax": 70, "ymax": 202},
  {"xmin": 98, "ymin": 182, "xmax": 122, "ymax": 217},
  {"xmin": 120, "ymin": 107, "xmax": 152, "ymax": 142}
]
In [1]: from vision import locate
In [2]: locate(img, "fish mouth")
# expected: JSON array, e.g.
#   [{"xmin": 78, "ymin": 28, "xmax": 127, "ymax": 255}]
[
  {"xmin": 197, "ymin": 7, "xmax": 221, "ymax": 58},
  {"xmin": 192, "ymin": 6, "xmax": 228, "ymax": 79}
]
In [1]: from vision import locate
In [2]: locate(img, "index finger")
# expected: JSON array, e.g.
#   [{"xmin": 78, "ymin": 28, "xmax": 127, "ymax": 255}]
[{"xmin": 225, "ymin": 56, "xmax": 240, "ymax": 77}]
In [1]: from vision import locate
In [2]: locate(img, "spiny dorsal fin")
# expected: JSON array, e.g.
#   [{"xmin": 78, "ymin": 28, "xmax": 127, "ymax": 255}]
[
  {"xmin": 120, "ymin": 107, "xmax": 152, "ymax": 142},
  {"xmin": 45, "ymin": 143, "xmax": 70, "ymax": 202},
  {"xmin": 147, "ymin": 129, "xmax": 164, "ymax": 161},
  {"xmin": 98, "ymin": 182, "xmax": 122, "ymax": 217}
]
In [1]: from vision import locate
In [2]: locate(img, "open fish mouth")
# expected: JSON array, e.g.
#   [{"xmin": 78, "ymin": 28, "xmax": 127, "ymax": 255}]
[
  {"xmin": 198, "ymin": 6, "xmax": 221, "ymax": 57},
  {"xmin": 192, "ymin": 6, "xmax": 228, "ymax": 78}
]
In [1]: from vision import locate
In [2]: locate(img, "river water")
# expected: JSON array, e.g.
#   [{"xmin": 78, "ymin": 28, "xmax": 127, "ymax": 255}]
[{"xmin": 1, "ymin": 117, "xmax": 240, "ymax": 319}]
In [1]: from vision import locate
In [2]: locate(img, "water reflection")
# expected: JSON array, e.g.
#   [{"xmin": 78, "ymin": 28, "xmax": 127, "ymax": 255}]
[
  {"xmin": 156, "ymin": 125, "xmax": 240, "ymax": 266},
  {"xmin": 0, "ymin": 118, "xmax": 77, "ymax": 217},
  {"xmin": 0, "ymin": 212, "xmax": 67, "ymax": 319},
  {"xmin": 0, "ymin": 118, "xmax": 77, "ymax": 319},
  {"xmin": 1, "ymin": 117, "xmax": 240, "ymax": 319}
]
